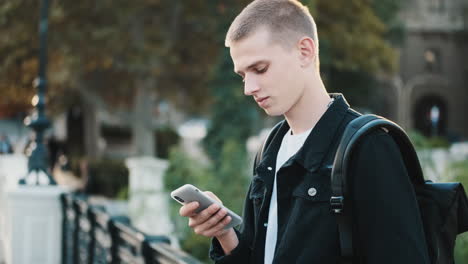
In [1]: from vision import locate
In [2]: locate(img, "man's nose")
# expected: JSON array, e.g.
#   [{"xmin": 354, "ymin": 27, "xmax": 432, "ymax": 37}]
[{"xmin": 244, "ymin": 75, "xmax": 260, "ymax": 96}]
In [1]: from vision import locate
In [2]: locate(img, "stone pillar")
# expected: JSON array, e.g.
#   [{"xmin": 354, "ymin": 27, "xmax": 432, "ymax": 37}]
[
  {"xmin": 0, "ymin": 154, "xmax": 28, "ymax": 190},
  {"xmin": 125, "ymin": 157, "xmax": 175, "ymax": 239},
  {"xmin": 0, "ymin": 154, "xmax": 28, "ymax": 263},
  {"xmin": 3, "ymin": 186, "xmax": 65, "ymax": 264}
]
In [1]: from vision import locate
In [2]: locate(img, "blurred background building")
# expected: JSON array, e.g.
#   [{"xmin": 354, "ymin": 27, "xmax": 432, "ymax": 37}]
[{"xmin": 388, "ymin": 0, "xmax": 468, "ymax": 140}]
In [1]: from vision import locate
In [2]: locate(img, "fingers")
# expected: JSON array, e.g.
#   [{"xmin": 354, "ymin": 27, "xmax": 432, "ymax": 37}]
[
  {"xmin": 179, "ymin": 202, "xmax": 199, "ymax": 217},
  {"xmin": 178, "ymin": 190, "xmax": 231, "ymax": 238},
  {"xmin": 188, "ymin": 203, "xmax": 221, "ymax": 227},
  {"xmin": 212, "ymin": 217, "xmax": 233, "ymax": 237},
  {"xmin": 194, "ymin": 207, "xmax": 228, "ymax": 233},
  {"xmin": 195, "ymin": 215, "xmax": 232, "ymax": 237},
  {"xmin": 210, "ymin": 216, "xmax": 233, "ymax": 237}
]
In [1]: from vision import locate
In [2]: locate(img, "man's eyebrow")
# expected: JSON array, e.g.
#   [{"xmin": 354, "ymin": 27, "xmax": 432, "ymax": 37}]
[{"xmin": 235, "ymin": 60, "xmax": 269, "ymax": 75}]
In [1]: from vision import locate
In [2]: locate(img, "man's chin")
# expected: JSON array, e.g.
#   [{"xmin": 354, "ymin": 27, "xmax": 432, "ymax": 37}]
[{"xmin": 263, "ymin": 108, "xmax": 284, "ymax": 117}]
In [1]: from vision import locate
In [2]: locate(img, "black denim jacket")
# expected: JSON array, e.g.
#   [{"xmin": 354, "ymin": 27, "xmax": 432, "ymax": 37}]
[{"xmin": 210, "ymin": 94, "xmax": 430, "ymax": 264}]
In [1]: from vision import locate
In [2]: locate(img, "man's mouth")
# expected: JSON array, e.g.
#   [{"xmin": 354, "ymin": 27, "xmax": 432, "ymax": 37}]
[{"xmin": 255, "ymin": 96, "xmax": 269, "ymax": 107}]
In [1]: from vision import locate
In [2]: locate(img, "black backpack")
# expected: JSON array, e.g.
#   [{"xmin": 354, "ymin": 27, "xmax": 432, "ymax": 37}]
[
  {"xmin": 331, "ymin": 114, "xmax": 468, "ymax": 263},
  {"xmin": 257, "ymin": 114, "xmax": 468, "ymax": 264}
]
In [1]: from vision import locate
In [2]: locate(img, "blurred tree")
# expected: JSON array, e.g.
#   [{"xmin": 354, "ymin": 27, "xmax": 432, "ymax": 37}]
[
  {"xmin": 1, "ymin": 0, "xmax": 403, "ymax": 154},
  {"xmin": 309, "ymin": 0, "xmax": 403, "ymax": 110},
  {"xmin": 203, "ymin": 48, "xmax": 260, "ymax": 165},
  {"xmin": 0, "ymin": 0, "xmax": 229, "ymax": 157},
  {"xmin": 309, "ymin": 0, "xmax": 401, "ymax": 74}
]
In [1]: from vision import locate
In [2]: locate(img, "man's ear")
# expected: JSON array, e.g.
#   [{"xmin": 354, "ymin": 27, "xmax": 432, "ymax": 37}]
[{"xmin": 297, "ymin": 37, "xmax": 316, "ymax": 68}]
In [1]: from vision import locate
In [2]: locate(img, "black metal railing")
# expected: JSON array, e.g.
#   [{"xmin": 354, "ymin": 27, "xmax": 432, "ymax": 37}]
[{"xmin": 60, "ymin": 193, "xmax": 201, "ymax": 264}]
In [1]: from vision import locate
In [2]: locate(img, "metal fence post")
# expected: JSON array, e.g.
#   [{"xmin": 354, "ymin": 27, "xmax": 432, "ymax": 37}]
[{"xmin": 60, "ymin": 193, "xmax": 202, "ymax": 264}]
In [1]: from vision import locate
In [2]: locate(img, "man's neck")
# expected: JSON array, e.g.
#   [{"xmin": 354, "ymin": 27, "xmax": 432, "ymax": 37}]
[{"xmin": 284, "ymin": 80, "xmax": 331, "ymax": 135}]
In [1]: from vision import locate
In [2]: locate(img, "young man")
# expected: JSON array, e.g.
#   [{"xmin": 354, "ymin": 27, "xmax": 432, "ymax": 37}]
[{"xmin": 179, "ymin": 0, "xmax": 430, "ymax": 263}]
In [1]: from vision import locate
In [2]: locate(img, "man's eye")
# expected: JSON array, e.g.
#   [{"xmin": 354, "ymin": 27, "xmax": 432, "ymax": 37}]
[{"xmin": 255, "ymin": 67, "xmax": 268, "ymax": 74}]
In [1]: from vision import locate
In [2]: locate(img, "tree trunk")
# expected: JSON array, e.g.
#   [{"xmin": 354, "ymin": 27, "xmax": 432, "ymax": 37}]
[{"xmin": 82, "ymin": 99, "xmax": 100, "ymax": 159}]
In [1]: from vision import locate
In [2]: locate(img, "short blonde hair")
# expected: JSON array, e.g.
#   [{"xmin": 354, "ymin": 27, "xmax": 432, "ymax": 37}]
[{"xmin": 226, "ymin": 0, "xmax": 319, "ymax": 66}]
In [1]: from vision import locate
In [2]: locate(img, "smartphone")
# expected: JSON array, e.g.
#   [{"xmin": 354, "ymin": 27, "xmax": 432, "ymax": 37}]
[{"xmin": 170, "ymin": 184, "xmax": 243, "ymax": 229}]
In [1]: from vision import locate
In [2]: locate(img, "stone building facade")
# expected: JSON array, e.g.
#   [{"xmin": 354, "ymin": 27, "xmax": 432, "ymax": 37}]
[{"xmin": 387, "ymin": 0, "xmax": 468, "ymax": 141}]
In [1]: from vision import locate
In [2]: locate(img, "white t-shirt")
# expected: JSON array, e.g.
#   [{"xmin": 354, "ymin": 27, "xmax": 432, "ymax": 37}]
[{"xmin": 264, "ymin": 127, "xmax": 313, "ymax": 264}]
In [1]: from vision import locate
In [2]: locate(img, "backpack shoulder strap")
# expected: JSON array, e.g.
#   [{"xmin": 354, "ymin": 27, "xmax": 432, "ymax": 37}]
[
  {"xmin": 332, "ymin": 114, "xmax": 424, "ymax": 198},
  {"xmin": 331, "ymin": 114, "xmax": 425, "ymax": 261}
]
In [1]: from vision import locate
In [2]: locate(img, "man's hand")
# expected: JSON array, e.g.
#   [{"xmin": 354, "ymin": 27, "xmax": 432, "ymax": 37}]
[{"xmin": 179, "ymin": 191, "xmax": 239, "ymax": 254}]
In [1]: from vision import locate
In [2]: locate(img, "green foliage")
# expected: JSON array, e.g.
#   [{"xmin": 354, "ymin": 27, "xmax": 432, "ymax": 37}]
[
  {"xmin": 164, "ymin": 147, "xmax": 214, "ymax": 262},
  {"xmin": 155, "ymin": 126, "xmax": 181, "ymax": 160},
  {"xmin": 325, "ymin": 69, "xmax": 378, "ymax": 108},
  {"xmin": 450, "ymin": 160, "xmax": 468, "ymax": 263},
  {"xmin": 207, "ymin": 139, "xmax": 250, "ymax": 214},
  {"xmin": 180, "ymin": 232, "xmax": 212, "ymax": 264},
  {"xmin": 371, "ymin": 0, "xmax": 405, "ymax": 45},
  {"xmin": 455, "ymin": 232, "xmax": 468, "ymax": 264},
  {"xmin": 116, "ymin": 185, "xmax": 129, "ymax": 200},
  {"xmin": 302, "ymin": 0, "xmax": 404, "ymax": 111},
  {"xmin": 408, "ymin": 130, "xmax": 450, "ymax": 150},
  {"xmin": 85, "ymin": 159, "xmax": 129, "ymax": 198},
  {"xmin": 1, "ymin": 0, "xmax": 403, "ymax": 115},
  {"xmin": 452, "ymin": 161, "xmax": 468, "ymax": 193},
  {"xmin": 202, "ymin": 48, "xmax": 260, "ymax": 165},
  {"xmin": 164, "ymin": 148, "xmax": 213, "ymax": 195},
  {"xmin": 309, "ymin": 0, "xmax": 400, "ymax": 74},
  {"xmin": 164, "ymin": 138, "xmax": 250, "ymax": 262},
  {"xmin": 0, "ymin": 0, "xmax": 238, "ymax": 114},
  {"xmin": 427, "ymin": 137, "xmax": 451, "ymax": 149}
]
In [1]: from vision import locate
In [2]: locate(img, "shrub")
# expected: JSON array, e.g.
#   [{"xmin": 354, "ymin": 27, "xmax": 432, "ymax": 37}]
[
  {"xmin": 84, "ymin": 158, "xmax": 129, "ymax": 198},
  {"xmin": 164, "ymin": 139, "xmax": 250, "ymax": 263},
  {"xmin": 164, "ymin": 147, "xmax": 214, "ymax": 263},
  {"xmin": 408, "ymin": 130, "xmax": 450, "ymax": 150},
  {"xmin": 155, "ymin": 126, "xmax": 180, "ymax": 159}
]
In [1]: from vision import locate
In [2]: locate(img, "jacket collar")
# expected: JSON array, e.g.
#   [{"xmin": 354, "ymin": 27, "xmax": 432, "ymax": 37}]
[{"xmin": 256, "ymin": 93, "xmax": 350, "ymax": 174}]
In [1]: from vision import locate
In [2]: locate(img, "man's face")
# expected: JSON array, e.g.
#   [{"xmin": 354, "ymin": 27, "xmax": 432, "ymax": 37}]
[{"xmin": 230, "ymin": 27, "xmax": 305, "ymax": 116}]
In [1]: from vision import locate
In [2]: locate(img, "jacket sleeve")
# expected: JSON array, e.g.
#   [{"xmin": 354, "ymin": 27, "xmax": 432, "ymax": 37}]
[
  {"xmin": 349, "ymin": 132, "xmax": 430, "ymax": 264},
  {"xmin": 209, "ymin": 182, "xmax": 255, "ymax": 264}
]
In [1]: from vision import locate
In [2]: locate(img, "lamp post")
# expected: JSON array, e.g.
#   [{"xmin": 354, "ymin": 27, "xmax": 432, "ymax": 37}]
[{"xmin": 19, "ymin": 0, "xmax": 56, "ymax": 185}]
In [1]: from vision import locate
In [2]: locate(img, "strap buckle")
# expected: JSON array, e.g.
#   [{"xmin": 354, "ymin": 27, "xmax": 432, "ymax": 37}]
[{"xmin": 330, "ymin": 196, "xmax": 344, "ymax": 214}]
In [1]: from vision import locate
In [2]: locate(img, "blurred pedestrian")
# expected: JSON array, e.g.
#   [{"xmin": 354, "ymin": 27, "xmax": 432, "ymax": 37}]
[{"xmin": 0, "ymin": 134, "xmax": 13, "ymax": 154}]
